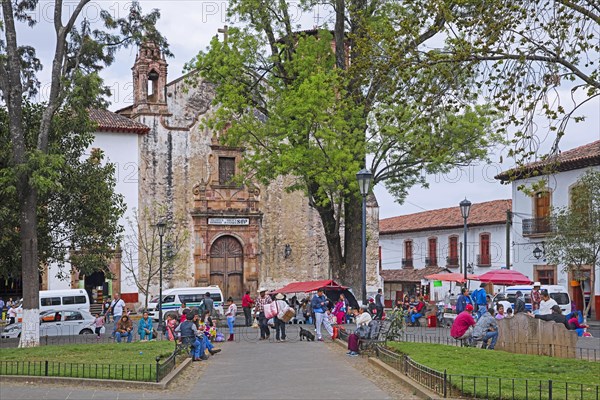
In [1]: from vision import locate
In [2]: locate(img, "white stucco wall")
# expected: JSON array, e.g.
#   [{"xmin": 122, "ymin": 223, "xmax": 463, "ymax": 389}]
[
  {"xmin": 510, "ymin": 166, "xmax": 600, "ymax": 296},
  {"xmin": 47, "ymin": 130, "xmax": 141, "ymax": 294}
]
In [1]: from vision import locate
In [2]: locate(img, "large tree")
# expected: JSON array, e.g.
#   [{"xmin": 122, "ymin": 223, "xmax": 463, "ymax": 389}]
[
  {"xmin": 0, "ymin": 0, "xmax": 169, "ymax": 347},
  {"xmin": 190, "ymin": 1, "xmax": 500, "ymax": 297},
  {"xmin": 544, "ymin": 169, "xmax": 600, "ymax": 319},
  {"xmin": 443, "ymin": 0, "xmax": 599, "ymax": 163},
  {"xmin": 0, "ymin": 102, "xmax": 126, "ymax": 281}
]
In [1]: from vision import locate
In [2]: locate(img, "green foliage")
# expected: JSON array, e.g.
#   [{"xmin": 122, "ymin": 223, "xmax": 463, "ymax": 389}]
[
  {"xmin": 190, "ymin": 1, "xmax": 501, "ymax": 273},
  {"xmin": 0, "ymin": 102, "xmax": 125, "ymax": 280},
  {"xmin": 544, "ymin": 169, "xmax": 600, "ymax": 316}
]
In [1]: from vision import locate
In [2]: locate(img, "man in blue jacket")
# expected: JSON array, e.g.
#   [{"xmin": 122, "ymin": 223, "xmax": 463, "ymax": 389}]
[
  {"xmin": 311, "ymin": 288, "xmax": 333, "ymax": 341},
  {"xmin": 472, "ymin": 283, "xmax": 488, "ymax": 318},
  {"xmin": 455, "ymin": 287, "xmax": 473, "ymax": 314}
]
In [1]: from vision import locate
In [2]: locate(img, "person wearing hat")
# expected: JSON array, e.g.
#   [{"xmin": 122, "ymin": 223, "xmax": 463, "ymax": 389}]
[
  {"xmin": 528, "ymin": 304, "xmax": 570, "ymax": 329},
  {"xmin": 530, "ymin": 282, "xmax": 542, "ymax": 313},
  {"xmin": 513, "ymin": 291, "xmax": 526, "ymax": 314},
  {"xmin": 273, "ymin": 293, "xmax": 289, "ymax": 342},
  {"xmin": 451, "ymin": 303, "xmax": 476, "ymax": 343},
  {"xmin": 538, "ymin": 289, "xmax": 558, "ymax": 316},
  {"xmin": 254, "ymin": 288, "xmax": 273, "ymax": 340}
]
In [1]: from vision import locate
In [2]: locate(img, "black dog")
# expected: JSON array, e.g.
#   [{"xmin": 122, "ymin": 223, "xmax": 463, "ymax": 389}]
[{"xmin": 299, "ymin": 326, "xmax": 315, "ymax": 341}]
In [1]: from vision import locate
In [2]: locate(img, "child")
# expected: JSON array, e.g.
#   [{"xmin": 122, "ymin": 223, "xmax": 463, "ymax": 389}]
[
  {"xmin": 165, "ymin": 314, "xmax": 178, "ymax": 341},
  {"xmin": 505, "ymin": 308, "xmax": 514, "ymax": 319},
  {"xmin": 93, "ymin": 313, "xmax": 105, "ymax": 338}
]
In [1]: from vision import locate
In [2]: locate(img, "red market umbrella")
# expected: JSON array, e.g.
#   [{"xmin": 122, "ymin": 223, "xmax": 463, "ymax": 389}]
[
  {"xmin": 477, "ymin": 269, "xmax": 532, "ymax": 285},
  {"xmin": 424, "ymin": 272, "xmax": 480, "ymax": 284}
]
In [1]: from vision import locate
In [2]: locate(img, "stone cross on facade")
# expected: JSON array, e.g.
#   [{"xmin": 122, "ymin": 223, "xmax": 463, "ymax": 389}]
[{"xmin": 218, "ymin": 25, "xmax": 229, "ymax": 42}]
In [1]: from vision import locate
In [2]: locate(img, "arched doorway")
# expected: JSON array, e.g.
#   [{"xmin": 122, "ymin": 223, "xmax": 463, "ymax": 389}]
[{"xmin": 210, "ymin": 236, "xmax": 244, "ymax": 300}]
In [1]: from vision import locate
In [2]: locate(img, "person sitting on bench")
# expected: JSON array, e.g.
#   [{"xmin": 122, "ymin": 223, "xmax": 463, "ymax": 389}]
[{"xmin": 347, "ymin": 307, "xmax": 372, "ymax": 357}]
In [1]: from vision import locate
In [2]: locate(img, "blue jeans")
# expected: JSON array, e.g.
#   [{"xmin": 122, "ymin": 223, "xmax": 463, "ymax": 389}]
[
  {"xmin": 227, "ymin": 316, "xmax": 235, "ymax": 335},
  {"xmin": 115, "ymin": 331, "xmax": 132, "ymax": 343},
  {"xmin": 410, "ymin": 313, "xmax": 422, "ymax": 324},
  {"xmin": 482, "ymin": 331, "xmax": 498, "ymax": 349}
]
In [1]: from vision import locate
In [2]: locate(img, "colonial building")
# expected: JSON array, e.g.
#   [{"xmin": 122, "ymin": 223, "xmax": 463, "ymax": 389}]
[
  {"xmin": 496, "ymin": 140, "xmax": 600, "ymax": 319},
  {"xmin": 110, "ymin": 43, "xmax": 381, "ymax": 303},
  {"xmin": 379, "ymin": 199, "xmax": 511, "ymax": 306}
]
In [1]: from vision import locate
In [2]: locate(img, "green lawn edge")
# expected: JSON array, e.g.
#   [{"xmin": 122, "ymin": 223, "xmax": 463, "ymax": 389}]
[
  {"xmin": 387, "ymin": 342, "xmax": 600, "ymax": 400},
  {"xmin": 0, "ymin": 341, "xmax": 177, "ymax": 382}
]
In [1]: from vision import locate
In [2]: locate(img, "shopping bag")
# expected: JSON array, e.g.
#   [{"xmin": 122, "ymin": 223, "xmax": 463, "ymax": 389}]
[
  {"xmin": 264, "ymin": 302, "xmax": 278, "ymax": 319},
  {"xmin": 251, "ymin": 318, "xmax": 259, "ymax": 328}
]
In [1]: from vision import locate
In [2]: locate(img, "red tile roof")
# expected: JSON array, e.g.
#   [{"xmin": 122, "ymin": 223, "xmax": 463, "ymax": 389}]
[
  {"xmin": 380, "ymin": 199, "xmax": 512, "ymax": 235},
  {"xmin": 495, "ymin": 140, "xmax": 600, "ymax": 183},
  {"xmin": 89, "ymin": 108, "xmax": 150, "ymax": 134},
  {"xmin": 380, "ymin": 266, "xmax": 448, "ymax": 282}
]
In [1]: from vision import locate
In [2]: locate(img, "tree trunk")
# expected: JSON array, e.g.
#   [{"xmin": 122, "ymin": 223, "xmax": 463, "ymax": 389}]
[
  {"xmin": 312, "ymin": 201, "xmax": 345, "ymax": 280},
  {"xmin": 341, "ymin": 194, "xmax": 363, "ymax": 301},
  {"xmin": 18, "ymin": 185, "xmax": 41, "ymax": 347}
]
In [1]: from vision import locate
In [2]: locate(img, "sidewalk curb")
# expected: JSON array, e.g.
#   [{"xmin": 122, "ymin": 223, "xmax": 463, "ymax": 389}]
[
  {"xmin": 333, "ymin": 338, "xmax": 445, "ymax": 400},
  {"xmin": 0, "ymin": 357, "xmax": 192, "ymax": 390}
]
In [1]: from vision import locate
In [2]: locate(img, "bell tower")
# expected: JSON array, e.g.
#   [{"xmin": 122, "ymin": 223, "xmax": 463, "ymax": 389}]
[{"xmin": 131, "ymin": 42, "xmax": 168, "ymax": 116}]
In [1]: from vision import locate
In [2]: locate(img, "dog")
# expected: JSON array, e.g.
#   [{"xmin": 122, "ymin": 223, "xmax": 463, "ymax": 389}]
[{"xmin": 299, "ymin": 326, "xmax": 315, "ymax": 341}]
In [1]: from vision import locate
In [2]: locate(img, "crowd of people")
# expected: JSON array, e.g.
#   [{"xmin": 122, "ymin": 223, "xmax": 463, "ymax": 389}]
[{"xmin": 449, "ymin": 282, "xmax": 593, "ymax": 347}]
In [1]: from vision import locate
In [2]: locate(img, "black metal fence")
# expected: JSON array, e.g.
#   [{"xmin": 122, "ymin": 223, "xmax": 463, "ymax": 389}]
[
  {"xmin": 0, "ymin": 347, "xmax": 181, "ymax": 383},
  {"xmin": 375, "ymin": 345, "xmax": 600, "ymax": 400}
]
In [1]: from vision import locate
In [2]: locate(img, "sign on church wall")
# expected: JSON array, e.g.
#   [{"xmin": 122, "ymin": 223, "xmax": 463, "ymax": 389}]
[{"xmin": 208, "ymin": 218, "xmax": 250, "ymax": 226}]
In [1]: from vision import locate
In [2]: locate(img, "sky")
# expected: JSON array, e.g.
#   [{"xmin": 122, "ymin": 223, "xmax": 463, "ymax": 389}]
[{"xmin": 9, "ymin": 0, "xmax": 600, "ymax": 219}]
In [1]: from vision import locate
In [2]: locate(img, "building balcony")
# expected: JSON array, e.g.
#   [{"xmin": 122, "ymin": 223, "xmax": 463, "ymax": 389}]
[
  {"xmin": 522, "ymin": 217, "xmax": 555, "ymax": 236},
  {"xmin": 425, "ymin": 257, "xmax": 437, "ymax": 267},
  {"xmin": 446, "ymin": 257, "xmax": 459, "ymax": 268},
  {"xmin": 402, "ymin": 258, "xmax": 413, "ymax": 269},
  {"xmin": 477, "ymin": 254, "xmax": 491, "ymax": 267}
]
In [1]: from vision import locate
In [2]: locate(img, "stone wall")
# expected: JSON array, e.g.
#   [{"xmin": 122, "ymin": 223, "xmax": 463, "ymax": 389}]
[{"xmin": 496, "ymin": 314, "xmax": 577, "ymax": 358}]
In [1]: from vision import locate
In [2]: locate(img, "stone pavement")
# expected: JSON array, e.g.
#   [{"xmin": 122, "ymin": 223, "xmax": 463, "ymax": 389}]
[{"xmin": 0, "ymin": 326, "xmax": 406, "ymax": 400}]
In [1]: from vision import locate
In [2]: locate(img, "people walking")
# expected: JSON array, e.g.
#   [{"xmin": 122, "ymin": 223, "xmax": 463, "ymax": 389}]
[
  {"xmin": 225, "ymin": 297, "xmax": 237, "ymax": 342},
  {"xmin": 375, "ymin": 289, "xmax": 385, "ymax": 320},
  {"xmin": 273, "ymin": 293, "xmax": 288, "ymax": 342},
  {"xmin": 311, "ymin": 288, "xmax": 333, "ymax": 341},
  {"xmin": 93, "ymin": 312, "xmax": 105, "ymax": 339},
  {"xmin": 242, "ymin": 291, "xmax": 254, "ymax": 327},
  {"xmin": 108, "ymin": 293, "xmax": 125, "ymax": 336},
  {"xmin": 254, "ymin": 288, "xmax": 272, "ymax": 340},
  {"xmin": 7, "ymin": 303, "xmax": 17, "ymax": 325}
]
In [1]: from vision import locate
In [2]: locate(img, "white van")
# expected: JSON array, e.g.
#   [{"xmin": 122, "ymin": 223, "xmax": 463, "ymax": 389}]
[
  {"xmin": 16, "ymin": 289, "xmax": 91, "ymax": 322},
  {"xmin": 147, "ymin": 286, "xmax": 224, "ymax": 321},
  {"xmin": 494, "ymin": 285, "xmax": 571, "ymax": 315}
]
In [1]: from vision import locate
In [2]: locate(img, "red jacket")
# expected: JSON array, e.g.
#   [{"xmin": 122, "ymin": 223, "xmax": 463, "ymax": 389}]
[
  {"xmin": 450, "ymin": 311, "xmax": 476, "ymax": 338},
  {"xmin": 242, "ymin": 294, "xmax": 254, "ymax": 308}
]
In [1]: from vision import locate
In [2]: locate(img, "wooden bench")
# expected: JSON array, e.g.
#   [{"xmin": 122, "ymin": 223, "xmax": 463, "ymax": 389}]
[{"xmin": 359, "ymin": 319, "xmax": 393, "ymax": 353}]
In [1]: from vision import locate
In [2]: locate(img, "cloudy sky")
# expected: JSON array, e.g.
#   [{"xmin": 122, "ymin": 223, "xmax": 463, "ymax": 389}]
[{"xmin": 12, "ymin": 1, "xmax": 600, "ymax": 219}]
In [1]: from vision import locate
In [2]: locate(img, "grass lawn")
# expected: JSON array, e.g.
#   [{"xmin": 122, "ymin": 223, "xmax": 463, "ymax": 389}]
[
  {"xmin": 387, "ymin": 342, "xmax": 600, "ymax": 400},
  {"xmin": 0, "ymin": 341, "xmax": 176, "ymax": 381}
]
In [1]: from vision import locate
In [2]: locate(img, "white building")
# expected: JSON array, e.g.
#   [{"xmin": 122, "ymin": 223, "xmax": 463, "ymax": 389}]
[
  {"xmin": 379, "ymin": 199, "xmax": 511, "ymax": 306},
  {"xmin": 496, "ymin": 140, "xmax": 600, "ymax": 319},
  {"xmin": 45, "ymin": 109, "xmax": 149, "ymax": 307}
]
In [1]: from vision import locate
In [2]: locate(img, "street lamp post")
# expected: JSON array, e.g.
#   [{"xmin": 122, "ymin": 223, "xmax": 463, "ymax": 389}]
[
  {"xmin": 459, "ymin": 199, "xmax": 472, "ymax": 283},
  {"xmin": 357, "ymin": 169, "xmax": 373, "ymax": 306},
  {"xmin": 156, "ymin": 220, "xmax": 167, "ymax": 332}
]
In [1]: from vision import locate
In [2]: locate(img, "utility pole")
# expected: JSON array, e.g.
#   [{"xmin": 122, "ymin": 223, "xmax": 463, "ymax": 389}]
[{"xmin": 506, "ymin": 209, "xmax": 512, "ymax": 269}]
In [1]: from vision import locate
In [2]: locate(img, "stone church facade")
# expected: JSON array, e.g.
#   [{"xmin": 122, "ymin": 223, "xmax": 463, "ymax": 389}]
[{"xmin": 116, "ymin": 43, "xmax": 378, "ymax": 301}]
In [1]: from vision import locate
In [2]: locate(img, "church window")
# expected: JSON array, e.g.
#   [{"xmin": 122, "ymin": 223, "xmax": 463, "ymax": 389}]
[{"xmin": 219, "ymin": 157, "xmax": 236, "ymax": 184}]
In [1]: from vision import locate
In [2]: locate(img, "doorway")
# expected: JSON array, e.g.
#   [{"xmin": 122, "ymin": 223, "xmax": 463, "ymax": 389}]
[{"xmin": 210, "ymin": 236, "xmax": 244, "ymax": 300}]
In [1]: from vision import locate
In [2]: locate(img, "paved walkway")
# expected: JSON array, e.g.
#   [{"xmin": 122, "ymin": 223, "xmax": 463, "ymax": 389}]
[{"xmin": 0, "ymin": 326, "xmax": 401, "ymax": 400}]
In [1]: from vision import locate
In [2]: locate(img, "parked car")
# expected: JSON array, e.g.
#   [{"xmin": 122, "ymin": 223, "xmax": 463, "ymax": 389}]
[
  {"xmin": 1, "ymin": 309, "xmax": 96, "ymax": 339},
  {"xmin": 493, "ymin": 285, "xmax": 571, "ymax": 315}
]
